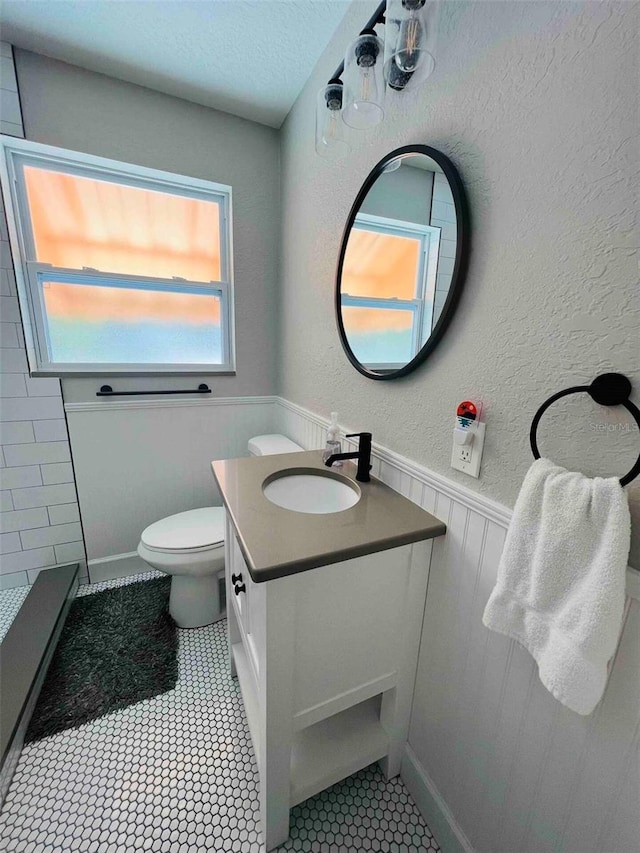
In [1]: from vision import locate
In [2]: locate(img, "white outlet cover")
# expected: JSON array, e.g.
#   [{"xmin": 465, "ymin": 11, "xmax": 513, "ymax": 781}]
[{"xmin": 451, "ymin": 420, "xmax": 485, "ymax": 478}]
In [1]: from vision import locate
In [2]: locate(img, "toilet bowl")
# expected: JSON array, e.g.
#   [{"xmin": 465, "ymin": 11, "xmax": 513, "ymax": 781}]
[
  {"xmin": 138, "ymin": 507, "xmax": 226, "ymax": 628},
  {"xmin": 137, "ymin": 434, "xmax": 303, "ymax": 628}
]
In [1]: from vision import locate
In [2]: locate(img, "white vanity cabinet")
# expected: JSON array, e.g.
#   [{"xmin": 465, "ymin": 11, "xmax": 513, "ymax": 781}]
[{"xmin": 224, "ymin": 513, "xmax": 434, "ymax": 852}]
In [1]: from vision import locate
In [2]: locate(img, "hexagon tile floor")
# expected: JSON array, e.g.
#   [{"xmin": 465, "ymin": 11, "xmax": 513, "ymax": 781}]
[
  {"xmin": 0, "ymin": 573, "xmax": 440, "ymax": 852},
  {"xmin": 0, "ymin": 583, "xmax": 31, "ymax": 643}
]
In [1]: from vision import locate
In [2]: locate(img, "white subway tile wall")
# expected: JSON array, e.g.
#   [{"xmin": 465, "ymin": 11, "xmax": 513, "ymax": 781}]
[
  {"xmin": 47, "ymin": 503, "xmax": 80, "ymax": 525},
  {"xmin": 0, "ymin": 42, "xmax": 86, "ymax": 589},
  {"xmin": 11, "ymin": 483, "xmax": 78, "ymax": 510},
  {"xmin": 33, "ymin": 419, "xmax": 68, "ymax": 442},
  {"xmin": 41, "ymin": 462, "xmax": 74, "ymax": 485},
  {"xmin": 431, "ymin": 172, "xmax": 457, "ymax": 326}
]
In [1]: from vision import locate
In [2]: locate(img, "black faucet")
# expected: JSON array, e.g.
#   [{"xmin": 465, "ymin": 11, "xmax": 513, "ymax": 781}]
[{"xmin": 324, "ymin": 432, "xmax": 373, "ymax": 483}]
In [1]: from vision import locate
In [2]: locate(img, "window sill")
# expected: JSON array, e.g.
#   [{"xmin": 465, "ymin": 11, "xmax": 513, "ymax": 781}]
[{"xmin": 29, "ymin": 368, "xmax": 237, "ymax": 379}]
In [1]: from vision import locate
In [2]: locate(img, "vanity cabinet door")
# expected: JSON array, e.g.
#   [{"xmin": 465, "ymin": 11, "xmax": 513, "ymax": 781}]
[
  {"xmin": 229, "ymin": 530, "xmax": 265, "ymax": 683},
  {"xmin": 230, "ymin": 532, "xmax": 251, "ymax": 632},
  {"xmin": 230, "ymin": 533, "xmax": 249, "ymax": 627}
]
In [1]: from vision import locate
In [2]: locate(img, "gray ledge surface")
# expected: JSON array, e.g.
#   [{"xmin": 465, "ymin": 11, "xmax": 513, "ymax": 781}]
[
  {"xmin": 0, "ymin": 563, "xmax": 79, "ymax": 805},
  {"xmin": 212, "ymin": 450, "xmax": 446, "ymax": 583}
]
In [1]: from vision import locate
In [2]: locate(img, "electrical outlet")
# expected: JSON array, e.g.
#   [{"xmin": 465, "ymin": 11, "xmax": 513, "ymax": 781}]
[{"xmin": 451, "ymin": 420, "xmax": 485, "ymax": 478}]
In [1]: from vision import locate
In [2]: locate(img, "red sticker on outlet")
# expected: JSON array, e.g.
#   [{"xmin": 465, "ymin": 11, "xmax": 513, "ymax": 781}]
[{"xmin": 457, "ymin": 401, "xmax": 477, "ymax": 421}]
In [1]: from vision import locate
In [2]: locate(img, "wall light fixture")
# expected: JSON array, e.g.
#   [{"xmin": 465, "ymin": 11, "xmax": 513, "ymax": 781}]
[{"xmin": 315, "ymin": 0, "xmax": 436, "ymax": 158}]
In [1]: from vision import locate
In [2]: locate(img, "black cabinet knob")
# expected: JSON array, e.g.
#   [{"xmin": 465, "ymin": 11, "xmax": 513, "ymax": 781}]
[
  {"xmin": 234, "ymin": 583, "xmax": 246, "ymax": 596},
  {"xmin": 231, "ymin": 573, "xmax": 243, "ymax": 585}
]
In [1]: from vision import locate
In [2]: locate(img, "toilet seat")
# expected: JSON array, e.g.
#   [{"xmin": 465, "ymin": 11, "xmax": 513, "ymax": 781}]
[
  {"xmin": 141, "ymin": 541, "xmax": 224, "ymax": 556},
  {"xmin": 141, "ymin": 507, "xmax": 225, "ymax": 554}
]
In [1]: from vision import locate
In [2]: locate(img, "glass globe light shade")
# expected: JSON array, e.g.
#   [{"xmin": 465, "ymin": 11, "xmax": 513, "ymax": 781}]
[
  {"xmin": 315, "ymin": 81, "xmax": 350, "ymax": 160},
  {"xmin": 342, "ymin": 31, "xmax": 385, "ymax": 129},
  {"xmin": 384, "ymin": 0, "xmax": 435, "ymax": 91}
]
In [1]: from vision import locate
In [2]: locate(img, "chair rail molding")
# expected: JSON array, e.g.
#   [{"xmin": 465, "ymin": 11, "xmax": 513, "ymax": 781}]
[
  {"xmin": 275, "ymin": 396, "xmax": 638, "ymax": 599},
  {"xmin": 64, "ymin": 395, "xmax": 279, "ymax": 413}
]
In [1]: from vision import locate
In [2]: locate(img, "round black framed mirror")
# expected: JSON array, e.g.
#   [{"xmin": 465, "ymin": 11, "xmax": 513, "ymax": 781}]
[{"xmin": 335, "ymin": 145, "xmax": 469, "ymax": 380}]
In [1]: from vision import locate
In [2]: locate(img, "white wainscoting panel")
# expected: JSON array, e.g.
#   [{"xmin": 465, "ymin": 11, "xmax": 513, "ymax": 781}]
[
  {"xmin": 275, "ymin": 397, "xmax": 640, "ymax": 853},
  {"xmin": 65, "ymin": 396, "xmax": 278, "ymax": 580}
]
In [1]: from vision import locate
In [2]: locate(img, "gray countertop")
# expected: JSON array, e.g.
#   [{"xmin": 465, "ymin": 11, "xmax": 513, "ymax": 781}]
[{"xmin": 211, "ymin": 450, "xmax": 446, "ymax": 582}]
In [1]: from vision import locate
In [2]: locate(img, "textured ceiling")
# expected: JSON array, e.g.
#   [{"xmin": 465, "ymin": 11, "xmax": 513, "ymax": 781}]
[{"xmin": 0, "ymin": 0, "xmax": 351, "ymax": 128}]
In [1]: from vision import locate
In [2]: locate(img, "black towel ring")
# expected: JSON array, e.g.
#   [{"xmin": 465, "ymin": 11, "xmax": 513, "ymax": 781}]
[{"xmin": 530, "ymin": 373, "xmax": 640, "ymax": 487}]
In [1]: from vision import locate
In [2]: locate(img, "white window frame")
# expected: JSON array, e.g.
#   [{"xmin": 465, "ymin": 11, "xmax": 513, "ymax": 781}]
[
  {"xmin": 0, "ymin": 136, "xmax": 236, "ymax": 376},
  {"xmin": 341, "ymin": 212, "xmax": 440, "ymax": 370}
]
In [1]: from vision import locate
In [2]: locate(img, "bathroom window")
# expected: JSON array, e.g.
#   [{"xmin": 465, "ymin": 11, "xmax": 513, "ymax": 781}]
[
  {"xmin": 0, "ymin": 137, "xmax": 235, "ymax": 374},
  {"xmin": 340, "ymin": 214, "xmax": 440, "ymax": 370}
]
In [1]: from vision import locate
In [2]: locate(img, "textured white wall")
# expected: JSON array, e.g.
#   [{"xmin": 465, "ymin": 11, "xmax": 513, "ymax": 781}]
[
  {"xmin": 15, "ymin": 49, "xmax": 281, "ymax": 402},
  {"xmin": 279, "ymin": 0, "xmax": 640, "ymax": 565}
]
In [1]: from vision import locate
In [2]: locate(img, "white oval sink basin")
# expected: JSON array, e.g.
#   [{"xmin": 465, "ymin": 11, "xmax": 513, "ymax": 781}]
[{"xmin": 263, "ymin": 469, "xmax": 360, "ymax": 515}]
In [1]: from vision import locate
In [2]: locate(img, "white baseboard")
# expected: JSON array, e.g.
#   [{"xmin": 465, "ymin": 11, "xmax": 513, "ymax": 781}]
[
  {"xmin": 88, "ymin": 551, "xmax": 148, "ymax": 584},
  {"xmin": 401, "ymin": 745, "xmax": 475, "ymax": 853}
]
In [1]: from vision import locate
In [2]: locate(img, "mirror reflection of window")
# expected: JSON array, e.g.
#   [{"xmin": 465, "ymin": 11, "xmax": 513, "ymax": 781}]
[
  {"xmin": 341, "ymin": 213, "xmax": 440, "ymax": 370},
  {"xmin": 336, "ymin": 147, "xmax": 467, "ymax": 380}
]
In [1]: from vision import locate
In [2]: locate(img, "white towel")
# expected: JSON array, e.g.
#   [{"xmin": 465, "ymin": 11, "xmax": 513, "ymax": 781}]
[{"xmin": 482, "ymin": 457, "xmax": 631, "ymax": 715}]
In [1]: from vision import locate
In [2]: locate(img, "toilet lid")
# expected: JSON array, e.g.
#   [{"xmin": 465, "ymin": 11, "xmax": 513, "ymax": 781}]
[
  {"xmin": 141, "ymin": 507, "xmax": 225, "ymax": 552},
  {"xmin": 248, "ymin": 434, "xmax": 303, "ymax": 456}
]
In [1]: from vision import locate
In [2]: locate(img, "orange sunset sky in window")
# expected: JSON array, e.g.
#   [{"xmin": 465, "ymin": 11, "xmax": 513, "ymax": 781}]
[
  {"xmin": 25, "ymin": 165, "xmax": 222, "ymax": 324},
  {"xmin": 341, "ymin": 228, "xmax": 420, "ymax": 332}
]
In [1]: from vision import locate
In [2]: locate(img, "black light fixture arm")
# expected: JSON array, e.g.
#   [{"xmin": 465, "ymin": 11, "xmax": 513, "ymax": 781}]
[{"xmin": 328, "ymin": 0, "xmax": 387, "ymax": 84}]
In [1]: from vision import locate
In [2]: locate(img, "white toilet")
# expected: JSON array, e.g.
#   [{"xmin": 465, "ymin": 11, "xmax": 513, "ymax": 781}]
[{"xmin": 137, "ymin": 434, "xmax": 303, "ymax": 628}]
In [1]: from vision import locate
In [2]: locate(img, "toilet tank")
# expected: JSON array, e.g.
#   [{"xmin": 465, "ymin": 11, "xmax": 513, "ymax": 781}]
[{"xmin": 248, "ymin": 434, "xmax": 304, "ymax": 456}]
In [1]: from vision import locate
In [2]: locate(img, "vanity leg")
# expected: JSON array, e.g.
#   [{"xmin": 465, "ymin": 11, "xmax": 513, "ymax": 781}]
[
  {"xmin": 379, "ymin": 686, "xmax": 403, "ymax": 778},
  {"xmin": 259, "ymin": 579, "xmax": 296, "ymax": 851},
  {"xmin": 260, "ymin": 781, "xmax": 290, "ymax": 852}
]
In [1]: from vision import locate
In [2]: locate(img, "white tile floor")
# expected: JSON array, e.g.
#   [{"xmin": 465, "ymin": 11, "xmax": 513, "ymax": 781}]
[
  {"xmin": 0, "ymin": 583, "xmax": 31, "ymax": 643},
  {"xmin": 0, "ymin": 573, "xmax": 440, "ymax": 852}
]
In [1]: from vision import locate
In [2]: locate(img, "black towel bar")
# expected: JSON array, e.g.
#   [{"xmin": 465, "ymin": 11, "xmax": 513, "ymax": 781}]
[
  {"xmin": 529, "ymin": 373, "xmax": 640, "ymax": 486},
  {"xmin": 97, "ymin": 384, "xmax": 211, "ymax": 397}
]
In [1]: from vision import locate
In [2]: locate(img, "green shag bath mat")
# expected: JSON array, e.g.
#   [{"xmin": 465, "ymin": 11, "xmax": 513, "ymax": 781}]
[{"xmin": 26, "ymin": 577, "xmax": 178, "ymax": 743}]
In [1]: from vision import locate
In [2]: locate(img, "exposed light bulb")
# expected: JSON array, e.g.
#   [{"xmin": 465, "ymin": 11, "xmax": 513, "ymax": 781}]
[
  {"xmin": 315, "ymin": 81, "xmax": 350, "ymax": 159},
  {"xmin": 355, "ymin": 31, "xmax": 379, "ymax": 104},
  {"xmin": 395, "ymin": 0, "xmax": 426, "ymax": 74},
  {"xmin": 326, "ymin": 109, "xmax": 340, "ymax": 142},
  {"xmin": 324, "ymin": 84, "xmax": 343, "ymax": 143},
  {"xmin": 359, "ymin": 66, "xmax": 373, "ymax": 102},
  {"xmin": 383, "ymin": 0, "xmax": 435, "ymax": 90},
  {"xmin": 342, "ymin": 31, "xmax": 384, "ymax": 129}
]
